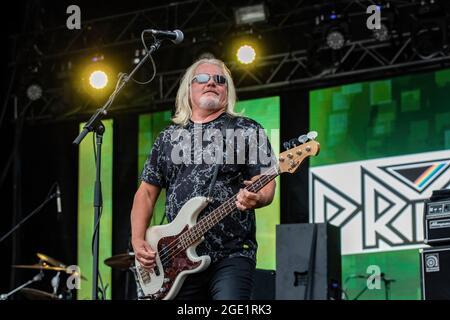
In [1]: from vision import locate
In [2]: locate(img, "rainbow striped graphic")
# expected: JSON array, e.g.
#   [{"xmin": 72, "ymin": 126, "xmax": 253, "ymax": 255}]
[{"xmin": 414, "ymin": 163, "xmax": 447, "ymax": 189}]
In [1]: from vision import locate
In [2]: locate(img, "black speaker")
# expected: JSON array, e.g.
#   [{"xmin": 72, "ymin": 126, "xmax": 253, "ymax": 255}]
[
  {"xmin": 251, "ymin": 269, "xmax": 276, "ymax": 300},
  {"xmin": 420, "ymin": 245, "xmax": 450, "ymax": 299},
  {"xmin": 423, "ymin": 189, "xmax": 450, "ymax": 245},
  {"xmin": 276, "ymin": 223, "xmax": 341, "ymax": 300}
]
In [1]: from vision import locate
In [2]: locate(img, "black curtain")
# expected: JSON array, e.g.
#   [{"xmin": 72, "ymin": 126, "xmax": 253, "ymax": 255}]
[
  {"xmin": 280, "ymin": 90, "xmax": 310, "ymax": 224},
  {"xmin": 111, "ymin": 113, "xmax": 138, "ymax": 300},
  {"xmin": 0, "ymin": 118, "xmax": 80, "ymax": 296}
]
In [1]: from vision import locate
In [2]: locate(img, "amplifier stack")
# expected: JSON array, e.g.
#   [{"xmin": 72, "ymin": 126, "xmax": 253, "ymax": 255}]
[{"xmin": 421, "ymin": 189, "xmax": 450, "ymax": 300}]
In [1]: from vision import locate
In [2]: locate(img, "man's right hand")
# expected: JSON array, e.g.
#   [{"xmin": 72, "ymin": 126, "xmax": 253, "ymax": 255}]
[{"xmin": 132, "ymin": 238, "xmax": 156, "ymax": 271}]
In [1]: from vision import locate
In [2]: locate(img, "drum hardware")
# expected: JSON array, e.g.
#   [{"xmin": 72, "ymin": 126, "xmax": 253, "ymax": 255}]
[
  {"xmin": 19, "ymin": 287, "xmax": 62, "ymax": 300},
  {"xmin": 1, "ymin": 252, "xmax": 85, "ymax": 300},
  {"xmin": 104, "ymin": 252, "xmax": 144, "ymax": 299},
  {"xmin": 0, "ymin": 271, "xmax": 44, "ymax": 300}
]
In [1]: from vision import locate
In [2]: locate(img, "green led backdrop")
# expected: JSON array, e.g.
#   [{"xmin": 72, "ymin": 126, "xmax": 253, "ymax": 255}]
[
  {"xmin": 310, "ymin": 69, "xmax": 450, "ymax": 299},
  {"xmin": 77, "ymin": 119, "xmax": 113, "ymax": 300},
  {"xmin": 138, "ymin": 96, "xmax": 280, "ymax": 270}
]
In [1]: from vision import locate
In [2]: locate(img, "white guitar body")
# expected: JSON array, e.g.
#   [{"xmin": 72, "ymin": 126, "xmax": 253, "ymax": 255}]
[{"xmin": 135, "ymin": 196, "xmax": 212, "ymax": 300}]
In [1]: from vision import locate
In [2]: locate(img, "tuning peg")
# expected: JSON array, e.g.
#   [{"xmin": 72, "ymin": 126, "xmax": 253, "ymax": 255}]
[
  {"xmin": 290, "ymin": 138, "xmax": 299, "ymax": 147},
  {"xmin": 283, "ymin": 141, "xmax": 291, "ymax": 150},
  {"xmin": 307, "ymin": 131, "xmax": 318, "ymax": 141},
  {"xmin": 298, "ymin": 134, "xmax": 308, "ymax": 144}
]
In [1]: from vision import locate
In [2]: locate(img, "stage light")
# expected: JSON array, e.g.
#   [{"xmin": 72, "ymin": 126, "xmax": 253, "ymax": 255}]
[
  {"xmin": 26, "ymin": 84, "xmax": 43, "ymax": 101},
  {"xmin": 373, "ymin": 23, "xmax": 390, "ymax": 41},
  {"xmin": 236, "ymin": 44, "xmax": 256, "ymax": 64},
  {"xmin": 198, "ymin": 51, "xmax": 216, "ymax": 60},
  {"xmin": 191, "ymin": 35, "xmax": 221, "ymax": 62},
  {"xmin": 234, "ymin": 4, "xmax": 267, "ymax": 25},
  {"xmin": 79, "ymin": 58, "xmax": 115, "ymax": 102},
  {"xmin": 411, "ymin": 1, "xmax": 448, "ymax": 59},
  {"xmin": 326, "ymin": 30, "xmax": 345, "ymax": 50},
  {"xmin": 132, "ymin": 49, "xmax": 141, "ymax": 65},
  {"xmin": 89, "ymin": 70, "xmax": 108, "ymax": 89},
  {"xmin": 91, "ymin": 54, "xmax": 104, "ymax": 63}
]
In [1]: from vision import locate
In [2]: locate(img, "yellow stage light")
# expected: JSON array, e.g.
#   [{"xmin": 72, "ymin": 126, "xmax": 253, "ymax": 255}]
[
  {"xmin": 89, "ymin": 70, "xmax": 108, "ymax": 89},
  {"xmin": 236, "ymin": 44, "xmax": 256, "ymax": 64}
]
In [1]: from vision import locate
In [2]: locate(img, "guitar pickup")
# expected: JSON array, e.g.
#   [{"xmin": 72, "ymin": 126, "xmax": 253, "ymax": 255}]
[{"xmin": 154, "ymin": 265, "xmax": 160, "ymax": 276}]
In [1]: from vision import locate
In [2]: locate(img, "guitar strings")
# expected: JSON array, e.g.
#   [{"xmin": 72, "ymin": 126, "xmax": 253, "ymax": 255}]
[
  {"xmin": 156, "ymin": 167, "xmax": 278, "ymax": 266},
  {"xmin": 155, "ymin": 166, "xmax": 279, "ymax": 267},
  {"xmin": 157, "ymin": 166, "xmax": 278, "ymax": 264}
]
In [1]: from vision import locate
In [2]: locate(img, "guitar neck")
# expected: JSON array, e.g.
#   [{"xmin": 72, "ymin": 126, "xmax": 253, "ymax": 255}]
[{"xmin": 184, "ymin": 166, "xmax": 279, "ymax": 244}]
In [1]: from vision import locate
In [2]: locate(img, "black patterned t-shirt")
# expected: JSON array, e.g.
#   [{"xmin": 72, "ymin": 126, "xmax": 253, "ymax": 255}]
[{"xmin": 140, "ymin": 112, "xmax": 276, "ymax": 263}]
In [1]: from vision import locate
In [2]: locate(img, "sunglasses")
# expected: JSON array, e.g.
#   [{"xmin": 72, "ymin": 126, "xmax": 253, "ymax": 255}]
[{"xmin": 191, "ymin": 73, "xmax": 227, "ymax": 85}]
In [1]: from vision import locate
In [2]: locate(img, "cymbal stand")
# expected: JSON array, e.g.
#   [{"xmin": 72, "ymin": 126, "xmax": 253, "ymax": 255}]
[{"xmin": 0, "ymin": 270, "xmax": 44, "ymax": 300}]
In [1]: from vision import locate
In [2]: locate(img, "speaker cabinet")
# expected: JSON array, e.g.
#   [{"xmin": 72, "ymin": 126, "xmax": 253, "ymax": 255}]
[
  {"xmin": 276, "ymin": 223, "xmax": 341, "ymax": 300},
  {"xmin": 420, "ymin": 246, "xmax": 450, "ymax": 299}
]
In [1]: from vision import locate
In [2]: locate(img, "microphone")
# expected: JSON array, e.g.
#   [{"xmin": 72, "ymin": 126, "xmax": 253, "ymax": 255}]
[
  {"xmin": 145, "ymin": 29, "xmax": 184, "ymax": 44},
  {"xmin": 56, "ymin": 184, "xmax": 62, "ymax": 214}
]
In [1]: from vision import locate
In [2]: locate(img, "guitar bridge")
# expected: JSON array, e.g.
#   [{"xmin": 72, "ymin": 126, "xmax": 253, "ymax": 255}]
[{"xmin": 137, "ymin": 266, "xmax": 152, "ymax": 284}]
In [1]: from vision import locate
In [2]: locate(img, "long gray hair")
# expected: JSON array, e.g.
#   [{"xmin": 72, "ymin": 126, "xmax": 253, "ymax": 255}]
[{"xmin": 172, "ymin": 58, "xmax": 239, "ymax": 126}]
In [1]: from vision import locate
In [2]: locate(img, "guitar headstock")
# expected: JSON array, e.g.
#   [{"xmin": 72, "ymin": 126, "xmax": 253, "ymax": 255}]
[{"xmin": 279, "ymin": 131, "xmax": 320, "ymax": 174}]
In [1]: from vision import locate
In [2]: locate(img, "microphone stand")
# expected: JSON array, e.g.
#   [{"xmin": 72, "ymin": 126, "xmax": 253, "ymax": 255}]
[
  {"xmin": 72, "ymin": 38, "xmax": 162, "ymax": 300},
  {"xmin": 0, "ymin": 187, "xmax": 59, "ymax": 244},
  {"xmin": 381, "ymin": 274, "xmax": 396, "ymax": 300}
]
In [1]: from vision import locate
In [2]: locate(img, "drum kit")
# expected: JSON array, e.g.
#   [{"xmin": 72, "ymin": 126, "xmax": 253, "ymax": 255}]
[
  {"xmin": 1, "ymin": 251, "xmax": 141, "ymax": 300},
  {"xmin": 104, "ymin": 252, "xmax": 145, "ymax": 299},
  {"xmin": 1, "ymin": 252, "xmax": 85, "ymax": 300}
]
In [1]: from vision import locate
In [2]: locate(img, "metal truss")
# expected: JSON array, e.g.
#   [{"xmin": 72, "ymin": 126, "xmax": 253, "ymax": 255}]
[
  {"xmin": 99, "ymin": 31, "xmax": 450, "ymax": 115},
  {"xmin": 5, "ymin": 0, "xmax": 450, "ymax": 123}
]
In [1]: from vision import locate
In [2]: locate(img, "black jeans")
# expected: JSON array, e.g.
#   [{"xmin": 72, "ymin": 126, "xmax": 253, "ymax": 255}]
[{"xmin": 174, "ymin": 256, "xmax": 256, "ymax": 300}]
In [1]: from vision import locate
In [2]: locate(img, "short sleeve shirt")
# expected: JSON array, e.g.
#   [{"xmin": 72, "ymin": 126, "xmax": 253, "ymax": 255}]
[{"xmin": 140, "ymin": 112, "xmax": 276, "ymax": 263}]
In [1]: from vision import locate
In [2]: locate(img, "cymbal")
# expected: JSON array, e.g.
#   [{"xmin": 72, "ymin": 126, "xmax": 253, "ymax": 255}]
[
  {"xmin": 104, "ymin": 252, "xmax": 135, "ymax": 270},
  {"xmin": 13, "ymin": 263, "xmax": 67, "ymax": 272},
  {"xmin": 37, "ymin": 253, "xmax": 66, "ymax": 268},
  {"xmin": 13, "ymin": 263, "xmax": 87, "ymax": 281},
  {"xmin": 20, "ymin": 288, "xmax": 60, "ymax": 300},
  {"xmin": 37, "ymin": 253, "xmax": 87, "ymax": 280}
]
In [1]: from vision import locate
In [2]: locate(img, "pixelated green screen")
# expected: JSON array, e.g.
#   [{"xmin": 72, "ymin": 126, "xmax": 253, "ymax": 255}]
[{"xmin": 310, "ymin": 69, "xmax": 450, "ymax": 299}]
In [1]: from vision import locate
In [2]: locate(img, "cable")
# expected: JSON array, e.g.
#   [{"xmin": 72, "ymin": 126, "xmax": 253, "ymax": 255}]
[{"xmin": 127, "ymin": 31, "xmax": 157, "ymax": 85}]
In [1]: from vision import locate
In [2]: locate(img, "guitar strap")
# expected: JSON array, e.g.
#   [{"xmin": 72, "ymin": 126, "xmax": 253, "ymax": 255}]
[{"xmin": 206, "ymin": 113, "xmax": 236, "ymax": 200}]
